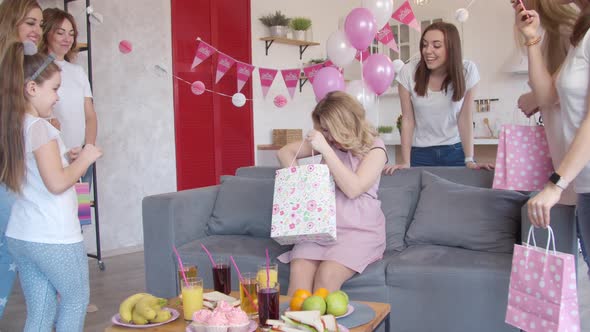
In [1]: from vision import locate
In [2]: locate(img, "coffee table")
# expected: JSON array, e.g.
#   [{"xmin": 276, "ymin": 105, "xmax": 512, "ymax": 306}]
[{"xmin": 105, "ymin": 292, "xmax": 390, "ymax": 332}]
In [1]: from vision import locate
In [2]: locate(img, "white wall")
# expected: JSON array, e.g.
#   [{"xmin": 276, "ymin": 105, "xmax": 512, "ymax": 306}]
[
  {"xmin": 251, "ymin": 0, "xmax": 530, "ymax": 151},
  {"xmin": 38, "ymin": 0, "xmax": 177, "ymax": 255}
]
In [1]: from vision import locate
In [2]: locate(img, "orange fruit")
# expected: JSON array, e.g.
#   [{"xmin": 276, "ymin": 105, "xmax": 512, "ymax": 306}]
[
  {"xmin": 313, "ymin": 287, "xmax": 330, "ymax": 300},
  {"xmin": 293, "ymin": 289, "xmax": 312, "ymax": 300},
  {"xmin": 290, "ymin": 296, "xmax": 306, "ymax": 311}
]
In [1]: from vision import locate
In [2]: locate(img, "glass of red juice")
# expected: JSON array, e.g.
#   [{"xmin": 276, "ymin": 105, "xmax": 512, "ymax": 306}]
[
  {"xmin": 257, "ymin": 281, "xmax": 280, "ymax": 328},
  {"xmin": 212, "ymin": 257, "xmax": 231, "ymax": 295}
]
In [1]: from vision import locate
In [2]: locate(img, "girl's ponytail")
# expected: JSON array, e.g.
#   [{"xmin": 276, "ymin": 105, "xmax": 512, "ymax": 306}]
[{"xmin": 0, "ymin": 42, "xmax": 27, "ymax": 193}]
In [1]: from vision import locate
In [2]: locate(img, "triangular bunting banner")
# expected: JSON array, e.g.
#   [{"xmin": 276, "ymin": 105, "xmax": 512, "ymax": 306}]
[
  {"xmin": 355, "ymin": 48, "xmax": 371, "ymax": 63},
  {"xmin": 376, "ymin": 24, "xmax": 399, "ymax": 53},
  {"xmin": 215, "ymin": 53, "xmax": 236, "ymax": 84},
  {"xmin": 303, "ymin": 63, "xmax": 323, "ymax": 84},
  {"xmin": 191, "ymin": 40, "xmax": 216, "ymax": 70},
  {"xmin": 236, "ymin": 62, "xmax": 255, "ymax": 92},
  {"xmin": 258, "ymin": 68, "xmax": 278, "ymax": 99},
  {"xmin": 281, "ymin": 68, "xmax": 301, "ymax": 99},
  {"xmin": 392, "ymin": 0, "xmax": 421, "ymax": 33}
]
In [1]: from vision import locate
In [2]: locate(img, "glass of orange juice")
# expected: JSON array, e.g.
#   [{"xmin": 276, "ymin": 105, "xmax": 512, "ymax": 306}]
[
  {"xmin": 257, "ymin": 263, "xmax": 278, "ymax": 286},
  {"xmin": 181, "ymin": 277, "xmax": 203, "ymax": 320}
]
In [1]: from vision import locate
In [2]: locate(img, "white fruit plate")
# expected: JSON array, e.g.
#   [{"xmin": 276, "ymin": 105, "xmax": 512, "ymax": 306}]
[
  {"xmin": 284, "ymin": 304, "xmax": 354, "ymax": 319},
  {"xmin": 112, "ymin": 307, "xmax": 179, "ymax": 328}
]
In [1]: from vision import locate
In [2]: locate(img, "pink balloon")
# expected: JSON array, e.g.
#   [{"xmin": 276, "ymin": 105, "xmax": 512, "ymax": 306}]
[
  {"xmin": 191, "ymin": 81, "xmax": 206, "ymax": 95},
  {"xmin": 363, "ymin": 54, "xmax": 395, "ymax": 96},
  {"xmin": 312, "ymin": 67, "xmax": 345, "ymax": 102},
  {"xmin": 344, "ymin": 8, "xmax": 377, "ymax": 51}
]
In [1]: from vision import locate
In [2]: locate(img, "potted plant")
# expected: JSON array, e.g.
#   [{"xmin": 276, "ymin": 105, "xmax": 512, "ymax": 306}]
[
  {"xmin": 259, "ymin": 11, "xmax": 291, "ymax": 38},
  {"xmin": 396, "ymin": 114, "xmax": 403, "ymax": 134},
  {"xmin": 290, "ymin": 17, "xmax": 312, "ymax": 40},
  {"xmin": 378, "ymin": 126, "xmax": 394, "ymax": 141}
]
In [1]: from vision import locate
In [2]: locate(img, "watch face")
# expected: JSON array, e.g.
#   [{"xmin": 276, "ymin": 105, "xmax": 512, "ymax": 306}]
[{"xmin": 549, "ymin": 172, "xmax": 561, "ymax": 184}]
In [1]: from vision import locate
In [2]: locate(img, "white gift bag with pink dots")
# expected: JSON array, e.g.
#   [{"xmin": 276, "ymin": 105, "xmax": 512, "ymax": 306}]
[
  {"xmin": 270, "ymin": 163, "xmax": 337, "ymax": 245},
  {"xmin": 493, "ymin": 124, "xmax": 554, "ymax": 191},
  {"xmin": 505, "ymin": 226, "xmax": 580, "ymax": 332}
]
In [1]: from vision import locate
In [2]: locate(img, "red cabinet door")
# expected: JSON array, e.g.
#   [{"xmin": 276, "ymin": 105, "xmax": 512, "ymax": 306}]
[{"xmin": 171, "ymin": 0, "xmax": 253, "ymax": 190}]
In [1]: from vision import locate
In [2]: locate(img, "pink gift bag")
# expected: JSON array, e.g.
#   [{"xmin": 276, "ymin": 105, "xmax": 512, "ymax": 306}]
[
  {"xmin": 505, "ymin": 226, "xmax": 580, "ymax": 332},
  {"xmin": 493, "ymin": 124, "xmax": 554, "ymax": 191},
  {"xmin": 270, "ymin": 145, "xmax": 337, "ymax": 245}
]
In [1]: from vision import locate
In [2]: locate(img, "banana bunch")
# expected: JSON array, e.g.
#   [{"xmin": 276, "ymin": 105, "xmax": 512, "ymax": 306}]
[{"xmin": 119, "ymin": 293, "xmax": 170, "ymax": 325}]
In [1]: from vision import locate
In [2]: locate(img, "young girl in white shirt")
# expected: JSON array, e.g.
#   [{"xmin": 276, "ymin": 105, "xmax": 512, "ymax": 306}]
[
  {"xmin": 384, "ymin": 22, "xmax": 493, "ymax": 174},
  {"xmin": 514, "ymin": 0, "xmax": 590, "ymax": 274},
  {"xmin": 0, "ymin": 42, "xmax": 102, "ymax": 331}
]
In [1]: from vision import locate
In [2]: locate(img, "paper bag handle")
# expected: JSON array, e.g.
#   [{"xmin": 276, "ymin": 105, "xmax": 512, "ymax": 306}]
[
  {"xmin": 526, "ymin": 225, "xmax": 557, "ymax": 255},
  {"xmin": 289, "ymin": 140, "xmax": 319, "ymax": 167}
]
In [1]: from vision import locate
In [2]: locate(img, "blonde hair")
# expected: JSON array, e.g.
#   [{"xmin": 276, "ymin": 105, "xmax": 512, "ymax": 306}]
[
  {"xmin": 311, "ymin": 91, "xmax": 377, "ymax": 157},
  {"xmin": 0, "ymin": 0, "xmax": 41, "ymax": 60}
]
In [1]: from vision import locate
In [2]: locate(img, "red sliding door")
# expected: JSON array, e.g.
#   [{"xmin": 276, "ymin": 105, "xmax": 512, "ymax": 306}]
[{"xmin": 171, "ymin": 0, "xmax": 253, "ymax": 190}]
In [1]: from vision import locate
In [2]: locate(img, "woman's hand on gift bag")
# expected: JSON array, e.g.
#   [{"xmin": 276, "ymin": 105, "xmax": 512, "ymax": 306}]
[
  {"xmin": 517, "ymin": 92, "xmax": 540, "ymax": 118},
  {"xmin": 466, "ymin": 161, "xmax": 495, "ymax": 171},
  {"xmin": 306, "ymin": 129, "xmax": 331, "ymax": 155},
  {"xmin": 527, "ymin": 184, "xmax": 562, "ymax": 228}
]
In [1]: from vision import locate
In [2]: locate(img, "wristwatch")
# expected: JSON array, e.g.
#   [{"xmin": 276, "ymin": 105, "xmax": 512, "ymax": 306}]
[
  {"xmin": 549, "ymin": 172, "xmax": 568, "ymax": 190},
  {"xmin": 464, "ymin": 157, "xmax": 475, "ymax": 164}
]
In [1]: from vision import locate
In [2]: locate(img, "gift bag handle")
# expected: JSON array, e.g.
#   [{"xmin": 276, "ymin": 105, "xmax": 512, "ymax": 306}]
[
  {"xmin": 525, "ymin": 225, "xmax": 557, "ymax": 255},
  {"xmin": 289, "ymin": 140, "xmax": 319, "ymax": 167}
]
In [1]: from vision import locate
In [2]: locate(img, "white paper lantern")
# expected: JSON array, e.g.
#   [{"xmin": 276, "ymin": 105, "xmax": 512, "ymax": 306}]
[
  {"xmin": 455, "ymin": 8, "xmax": 469, "ymax": 23},
  {"xmin": 232, "ymin": 93, "xmax": 246, "ymax": 107}
]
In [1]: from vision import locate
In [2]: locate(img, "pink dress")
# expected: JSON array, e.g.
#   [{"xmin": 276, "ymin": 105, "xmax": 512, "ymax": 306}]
[{"xmin": 278, "ymin": 138, "xmax": 386, "ymax": 273}]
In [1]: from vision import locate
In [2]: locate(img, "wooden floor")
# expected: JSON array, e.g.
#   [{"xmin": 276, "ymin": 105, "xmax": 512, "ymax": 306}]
[{"xmin": 0, "ymin": 251, "xmax": 589, "ymax": 332}]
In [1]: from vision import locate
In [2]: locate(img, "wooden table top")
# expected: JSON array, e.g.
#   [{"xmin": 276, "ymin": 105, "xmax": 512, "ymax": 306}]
[{"xmin": 105, "ymin": 292, "xmax": 390, "ymax": 332}]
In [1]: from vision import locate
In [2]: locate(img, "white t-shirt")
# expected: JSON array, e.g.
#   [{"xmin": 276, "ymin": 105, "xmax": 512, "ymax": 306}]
[
  {"xmin": 556, "ymin": 29, "xmax": 590, "ymax": 193},
  {"xmin": 53, "ymin": 60, "xmax": 93, "ymax": 150},
  {"xmin": 6, "ymin": 114, "xmax": 82, "ymax": 244},
  {"xmin": 396, "ymin": 60, "xmax": 480, "ymax": 147}
]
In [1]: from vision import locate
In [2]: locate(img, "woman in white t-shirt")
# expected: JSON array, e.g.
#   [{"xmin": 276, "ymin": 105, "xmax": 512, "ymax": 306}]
[
  {"xmin": 514, "ymin": 0, "xmax": 590, "ymax": 273},
  {"xmin": 384, "ymin": 22, "xmax": 493, "ymax": 174},
  {"xmin": 0, "ymin": 42, "xmax": 102, "ymax": 331},
  {"xmin": 39, "ymin": 8, "xmax": 96, "ymax": 183}
]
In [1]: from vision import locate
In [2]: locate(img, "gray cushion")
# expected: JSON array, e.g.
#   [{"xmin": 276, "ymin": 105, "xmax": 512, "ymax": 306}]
[
  {"xmin": 378, "ymin": 185, "xmax": 420, "ymax": 251},
  {"xmin": 405, "ymin": 171, "xmax": 528, "ymax": 253},
  {"xmin": 207, "ymin": 176, "xmax": 275, "ymax": 237}
]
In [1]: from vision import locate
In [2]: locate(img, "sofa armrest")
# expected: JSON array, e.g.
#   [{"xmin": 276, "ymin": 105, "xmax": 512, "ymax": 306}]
[
  {"xmin": 520, "ymin": 204, "xmax": 577, "ymax": 256},
  {"xmin": 142, "ymin": 185, "xmax": 219, "ymax": 297}
]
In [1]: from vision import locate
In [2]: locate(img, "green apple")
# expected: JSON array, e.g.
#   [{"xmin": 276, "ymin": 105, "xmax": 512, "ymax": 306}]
[
  {"xmin": 325, "ymin": 292, "xmax": 348, "ymax": 316},
  {"xmin": 332, "ymin": 290, "xmax": 349, "ymax": 303},
  {"xmin": 301, "ymin": 295, "xmax": 326, "ymax": 315}
]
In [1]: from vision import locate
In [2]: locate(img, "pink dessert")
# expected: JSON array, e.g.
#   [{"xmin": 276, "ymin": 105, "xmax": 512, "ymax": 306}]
[
  {"xmin": 189, "ymin": 302, "xmax": 249, "ymax": 332},
  {"xmin": 226, "ymin": 308, "xmax": 249, "ymax": 332}
]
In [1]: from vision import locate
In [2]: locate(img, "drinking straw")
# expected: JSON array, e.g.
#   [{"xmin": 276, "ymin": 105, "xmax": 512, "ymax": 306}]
[
  {"xmin": 265, "ymin": 248, "xmax": 270, "ymax": 289},
  {"xmin": 172, "ymin": 245, "xmax": 189, "ymax": 288},
  {"xmin": 200, "ymin": 243, "xmax": 217, "ymax": 267},
  {"xmin": 230, "ymin": 255, "xmax": 258, "ymax": 311}
]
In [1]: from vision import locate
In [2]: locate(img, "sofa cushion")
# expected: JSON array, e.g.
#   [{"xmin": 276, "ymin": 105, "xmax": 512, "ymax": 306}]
[
  {"xmin": 378, "ymin": 185, "xmax": 420, "ymax": 251},
  {"xmin": 405, "ymin": 171, "xmax": 528, "ymax": 253},
  {"xmin": 207, "ymin": 176, "xmax": 275, "ymax": 237}
]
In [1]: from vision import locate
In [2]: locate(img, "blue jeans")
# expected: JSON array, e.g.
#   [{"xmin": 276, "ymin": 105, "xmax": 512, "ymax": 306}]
[
  {"xmin": 6, "ymin": 238, "xmax": 89, "ymax": 332},
  {"xmin": 577, "ymin": 193, "xmax": 590, "ymax": 273},
  {"xmin": 410, "ymin": 142, "xmax": 466, "ymax": 167},
  {"xmin": 0, "ymin": 185, "xmax": 16, "ymax": 318}
]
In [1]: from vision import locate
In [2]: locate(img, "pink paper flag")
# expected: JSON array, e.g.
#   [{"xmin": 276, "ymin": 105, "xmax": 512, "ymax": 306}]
[
  {"xmin": 302, "ymin": 63, "xmax": 323, "ymax": 84},
  {"xmin": 236, "ymin": 62, "xmax": 255, "ymax": 92},
  {"xmin": 258, "ymin": 67, "xmax": 278, "ymax": 99},
  {"xmin": 392, "ymin": 0, "xmax": 421, "ymax": 33},
  {"xmin": 355, "ymin": 48, "xmax": 371, "ymax": 63},
  {"xmin": 376, "ymin": 25, "xmax": 399, "ymax": 53},
  {"xmin": 215, "ymin": 52, "xmax": 236, "ymax": 84},
  {"xmin": 324, "ymin": 60, "xmax": 343, "ymax": 74},
  {"xmin": 191, "ymin": 40, "xmax": 216, "ymax": 70},
  {"xmin": 280, "ymin": 68, "xmax": 301, "ymax": 99}
]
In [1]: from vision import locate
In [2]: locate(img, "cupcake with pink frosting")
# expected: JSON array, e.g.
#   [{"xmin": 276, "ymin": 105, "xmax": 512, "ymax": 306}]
[
  {"xmin": 190, "ymin": 309, "xmax": 212, "ymax": 332},
  {"xmin": 226, "ymin": 307, "xmax": 250, "ymax": 332},
  {"xmin": 188, "ymin": 300, "xmax": 251, "ymax": 332},
  {"xmin": 206, "ymin": 310, "xmax": 230, "ymax": 332}
]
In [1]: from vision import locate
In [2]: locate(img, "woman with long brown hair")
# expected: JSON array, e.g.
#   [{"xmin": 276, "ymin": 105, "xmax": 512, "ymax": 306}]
[
  {"xmin": 514, "ymin": 0, "xmax": 590, "ymax": 276},
  {"xmin": 384, "ymin": 22, "xmax": 493, "ymax": 174},
  {"xmin": 0, "ymin": 0, "xmax": 43, "ymax": 319},
  {"xmin": 277, "ymin": 91, "xmax": 387, "ymax": 294}
]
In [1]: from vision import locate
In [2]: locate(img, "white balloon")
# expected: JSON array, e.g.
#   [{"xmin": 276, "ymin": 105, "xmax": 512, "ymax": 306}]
[
  {"xmin": 326, "ymin": 30, "xmax": 357, "ymax": 68},
  {"xmin": 361, "ymin": 0, "xmax": 394, "ymax": 30},
  {"xmin": 393, "ymin": 59, "xmax": 405, "ymax": 74},
  {"xmin": 232, "ymin": 93, "xmax": 246, "ymax": 107},
  {"xmin": 455, "ymin": 8, "xmax": 469, "ymax": 23},
  {"xmin": 346, "ymin": 80, "xmax": 377, "ymax": 110}
]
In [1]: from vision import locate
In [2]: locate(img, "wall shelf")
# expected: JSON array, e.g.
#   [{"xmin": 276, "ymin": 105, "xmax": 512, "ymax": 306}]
[{"xmin": 259, "ymin": 37, "xmax": 319, "ymax": 60}]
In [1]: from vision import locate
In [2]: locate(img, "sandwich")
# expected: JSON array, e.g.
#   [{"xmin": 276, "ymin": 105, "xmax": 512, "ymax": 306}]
[{"xmin": 267, "ymin": 310, "xmax": 339, "ymax": 332}]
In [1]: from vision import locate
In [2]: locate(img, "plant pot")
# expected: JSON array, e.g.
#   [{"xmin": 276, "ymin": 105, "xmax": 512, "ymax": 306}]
[
  {"xmin": 270, "ymin": 26, "xmax": 288, "ymax": 38},
  {"xmin": 293, "ymin": 30, "xmax": 306, "ymax": 40}
]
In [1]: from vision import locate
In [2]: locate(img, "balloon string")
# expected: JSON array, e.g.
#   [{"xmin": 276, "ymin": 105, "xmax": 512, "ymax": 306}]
[{"xmin": 466, "ymin": 0, "xmax": 477, "ymax": 9}]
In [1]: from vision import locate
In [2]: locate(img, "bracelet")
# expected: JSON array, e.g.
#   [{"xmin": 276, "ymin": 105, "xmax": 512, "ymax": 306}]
[{"xmin": 525, "ymin": 36, "xmax": 542, "ymax": 47}]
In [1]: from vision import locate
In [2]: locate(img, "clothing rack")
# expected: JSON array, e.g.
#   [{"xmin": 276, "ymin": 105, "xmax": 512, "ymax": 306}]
[{"xmin": 64, "ymin": 0, "xmax": 104, "ymax": 271}]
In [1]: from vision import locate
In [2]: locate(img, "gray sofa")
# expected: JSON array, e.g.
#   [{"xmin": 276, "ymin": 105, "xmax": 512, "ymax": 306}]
[{"xmin": 143, "ymin": 166, "xmax": 577, "ymax": 332}]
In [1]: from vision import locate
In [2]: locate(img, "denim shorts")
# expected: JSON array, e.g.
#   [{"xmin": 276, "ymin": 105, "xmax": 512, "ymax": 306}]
[{"xmin": 410, "ymin": 142, "xmax": 465, "ymax": 167}]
